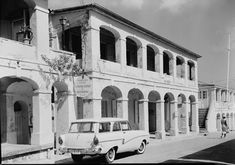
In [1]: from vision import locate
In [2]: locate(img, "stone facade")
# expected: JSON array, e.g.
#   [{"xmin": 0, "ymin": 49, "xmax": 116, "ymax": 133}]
[
  {"xmin": 198, "ymin": 82, "xmax": 235, "ymax": 132},
  {"xmin": 0, "ymin": 1, "xmax": 200, "ymax": 151}
]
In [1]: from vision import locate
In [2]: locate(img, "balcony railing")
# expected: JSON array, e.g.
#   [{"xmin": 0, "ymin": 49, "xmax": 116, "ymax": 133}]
[{"xmin": 0, "ymin": 37, "xmax": 36, "ymax": 61}]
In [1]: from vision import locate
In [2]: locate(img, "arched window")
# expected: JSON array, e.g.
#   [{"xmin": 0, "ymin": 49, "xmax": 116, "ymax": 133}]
[
  {"xmin": 147, "ymin": 46, "xmax": 155, "ymax": 71},
  {"xmin": 187, "ymin": 61, "xmax": 195, "ymax": 80},
  {"xmin": 64, "ymin": 26, "xmax": 82, "ymax": 59},
  {"xmin": 126, "ymin": 38, "xmax": 138, "ymax": 67},
  {"xmin": 163, "ymin": 51, "xmax": 173, "ymax": 75},
  {"xmin": 176, "ymin": 56, "xmax": 185, "ymax": 78},
  {"xmin": 100, "ymin": 27, "xmax": 116, "ymax": 62}
]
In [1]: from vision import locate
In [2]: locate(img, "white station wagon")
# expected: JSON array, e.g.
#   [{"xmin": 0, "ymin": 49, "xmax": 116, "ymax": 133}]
[{"xmin": 58, "ymin": 118, "xmax": 150, "ymax": 163}]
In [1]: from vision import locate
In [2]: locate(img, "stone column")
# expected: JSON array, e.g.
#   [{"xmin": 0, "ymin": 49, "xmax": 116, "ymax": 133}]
[
  {"xmin": 30, "ymin": 6, "xmax": 49, "ymax": 59},
  {"xmin": 120, "ymin": 37, "xmax": 127, "ymax": 72},
  {"xmin": 185, "ymin": 59, "xmax": 188, "ymax": 81},
  {"xmin": 31, "ymin": 90, "xmax": 53, "ymax": 145},
  {"xmin": 172, "ymin": 56, "xmax": 177, "ymax": 78},
  {"xmin": 141, "ymin": 45, "xmax": 147, "ymax": 71},
  {"xmin": 230, "ymin": 114, "xmax": 234, "ymax": 130},
  {"xmin": 170, "ymin": 101, "xmax": 179, "ymax": 136},
  {"xmin": 117, "ymin": 97, "xmax": 128, "ymax": 120},
  {"xmin": 86, "ymin": 27, "xmax": 100, "ymax": 71},
  {"xmin": 138, "ymin": 99, "xmax": 149, "ymax": 132},
  {"xmin": 233, "ymin": 113, "xmax": 235, "ymax": 130},
  {"xmin": 92, "ymin": 97, "xmax": 102, "ymax": 119},
  {"xmin": 192, "ymin": 102, "xmax": 199, "ymax": 133},
  {"xmin": 159, "ymin": 53, "xmax": 163, "ymax": 76},
  {"xmin": 184, "ymin": 101, "xmax": 190, "ymax": 134},
  {"xmin": 228, "ymin": 114, "xmax": 232, "ymax": 130},
  {"xmin": 194, "ymin": 63, "xmax": 198, "ymax": 83},
  {"xmin": 156, "ymin": 100, "xmax": 165, "ymax": 139}
]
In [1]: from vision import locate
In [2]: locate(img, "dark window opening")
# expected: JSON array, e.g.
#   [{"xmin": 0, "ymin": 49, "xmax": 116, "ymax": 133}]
[
  {"xmin": 176, "ymin": 57, "xmax": 184, "ymax": 78},
  {"xmin": 188, "ymin": 62, "xmax": 194, "ymax": 80},
  {"xmin": 147, "ymin": 46, "xmax": 155, "ymax": 71},
  {"xmin": 163, "ymin": 52, "xmax": 170, "ymax": 75},
  {"xmin": 14, "ymin": 102, "xmax": 22, "ymax": 112},
  {"xmin": 100, "ymin": 28, "xmax": 116, "ymax": 62},
  {"xmin": 126, "ymin": 38, "xmax": 137, "ymax": 67},
  {"xmin": 64, "ymin": 26, "xmax": 82, "ymax": 59}
]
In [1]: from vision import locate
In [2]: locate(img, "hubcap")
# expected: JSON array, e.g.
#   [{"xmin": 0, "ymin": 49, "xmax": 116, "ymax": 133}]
[
  {"xmin": 108, "ymin": 149, "xmax": 114, "ymax": 160},
  {"xmin": 139, "ymin": 143, "xmax": 144, "ymax": 152}
]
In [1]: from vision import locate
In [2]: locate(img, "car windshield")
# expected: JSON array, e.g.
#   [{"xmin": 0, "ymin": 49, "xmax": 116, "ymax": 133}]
[{"xmin": 69, "ymin": 122, "xmax": 94, "ymax": 133}]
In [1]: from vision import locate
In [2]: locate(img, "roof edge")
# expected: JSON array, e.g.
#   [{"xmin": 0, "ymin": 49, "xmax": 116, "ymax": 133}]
[{"xmin": 51, "ymin": 3, "xmax": 201, "ymax": 59}]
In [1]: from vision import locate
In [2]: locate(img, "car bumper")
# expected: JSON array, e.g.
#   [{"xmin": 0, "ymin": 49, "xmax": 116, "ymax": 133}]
[{"xmin": 59, "ymin": 146, "xmax": 103, "ymax": 155}]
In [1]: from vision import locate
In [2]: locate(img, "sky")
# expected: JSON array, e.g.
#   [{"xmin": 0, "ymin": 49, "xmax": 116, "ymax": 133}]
[{"xmin": 49, "ymin": 0, "xmax": 235, "ymax": 89}]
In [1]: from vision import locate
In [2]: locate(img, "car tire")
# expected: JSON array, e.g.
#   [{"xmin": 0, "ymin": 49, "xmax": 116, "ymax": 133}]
[
  {"xmin": 136, "ymin": 141, "xmax": 146, "ymax": 154},
  {"xmin": 71, "ymin": 154, "xmax": 83, "ymax": 162},
  {"xmin": 104, "ymin": 148, "xmax": 116, "ymax": 164}
]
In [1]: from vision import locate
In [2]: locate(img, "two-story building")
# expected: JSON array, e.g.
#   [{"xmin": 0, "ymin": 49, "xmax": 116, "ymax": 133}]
[
  {"xmin": 1, "ymin": 0, "xmax": 201, "ymax": 161},
  {"xmin": 50, "ymin": 3, "xmax": 201, "ymax": 139},
  {"xmin": 198, "ymin": 82, "xmax": 235, "ymax": 132}
]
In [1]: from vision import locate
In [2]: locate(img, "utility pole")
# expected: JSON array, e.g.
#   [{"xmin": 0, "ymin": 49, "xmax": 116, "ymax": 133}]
[{"xmin": 226, "ymin": 32, "xmax": 231, "ymax": 102}]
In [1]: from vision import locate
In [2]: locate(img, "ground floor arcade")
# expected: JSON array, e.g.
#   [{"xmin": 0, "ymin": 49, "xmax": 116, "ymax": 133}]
[{"xmin": 1, "ymin": 74, "xmax": 199, "ymax": 152}]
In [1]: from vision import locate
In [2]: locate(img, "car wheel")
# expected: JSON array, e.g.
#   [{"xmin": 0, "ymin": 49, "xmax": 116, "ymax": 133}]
[
  {"xmin": 71, "ymin": 154, "xmax": 83, "ymax": 162},
  {"xmin": 104, "ymin": 148, "xmax": 116, "ymax": 164},
  {"xmin": 136, "ymin": 141, "xmax": 146, "ymax": 154}
]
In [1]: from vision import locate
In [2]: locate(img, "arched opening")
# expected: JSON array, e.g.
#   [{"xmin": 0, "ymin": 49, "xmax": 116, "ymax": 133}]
[
  {"xmin": 177, "ymin": 94, "xmax": 186, "ymax": 134},
  {"xmin": 101, "ymin": 86, "xmax": 122, "ymax": 118},
  {"xmin": 128, "ymin": 89, "xmax": 144, "ymax": 130},
  {"xmin": 126, "ymin": 37, "xmax": 138, "ymax": 67},
  {"xmin": 176, "ymin": 56, "xmax": 185, "ymax": 78},
  {"xmin": 187, "ymin": 61, "xmax": 195, "ymax": 81},
  {"xmin": 63, "ymin": 26, "xmax": 82, "ymax": 59},
  {"xmin": 100, "ymin": 27, "xmax": 116, "ymax": 62},
  {"xmin": 221, "ymin": 90, "xmax": 226, "ymax": 102},
  {"xmin": 148, "ymin": 91, "xmax": 161, "ymax": 133},
  {"xmin": 164, "ymin": 93, "xmax": 175, "ymax": 135},
  {"xmin": 163, "ymin": 51, "xmax": 173, "ymax": 76},
  {"xmin": 0, "ymin": 76, "xmax": 38, "ymax": 145},
  {"xmin": 51, "ymin": 81, "xmax": 69, "ymax": 152},
  {"xmin": 147, "ymin": 46, "xmax": 155, "ymax": 71},
  {"xmin": 216, "ymin": 113, "xmax": 221, "ymax": 131}
]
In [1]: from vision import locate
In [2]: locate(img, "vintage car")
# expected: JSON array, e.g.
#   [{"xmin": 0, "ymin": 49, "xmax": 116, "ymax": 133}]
[{"xmin": 58, "ymin": 118, "xmax": 150, "ymax": 163}]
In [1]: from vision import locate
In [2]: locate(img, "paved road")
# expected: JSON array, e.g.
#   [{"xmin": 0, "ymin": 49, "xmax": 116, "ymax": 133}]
[{"xmin": 11, "ymin": 131, "xmax": 235, "ymax": 164}]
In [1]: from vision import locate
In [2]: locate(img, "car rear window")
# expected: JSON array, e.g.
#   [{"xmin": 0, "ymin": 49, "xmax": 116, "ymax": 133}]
[{"xmin": 69, "ymin": 122, "xmax": 94, "ymax": 133}]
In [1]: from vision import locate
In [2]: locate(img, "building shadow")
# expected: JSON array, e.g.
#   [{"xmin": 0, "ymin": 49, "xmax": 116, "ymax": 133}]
[{"xmin": 162, "ymin": 139, "xmax": 235, "ymax": 164}]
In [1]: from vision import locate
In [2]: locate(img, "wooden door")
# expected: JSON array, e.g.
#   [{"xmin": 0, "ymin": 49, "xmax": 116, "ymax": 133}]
[{"xmin": 14, "ymin": 102, "xmax": 29, "ymax": 144}]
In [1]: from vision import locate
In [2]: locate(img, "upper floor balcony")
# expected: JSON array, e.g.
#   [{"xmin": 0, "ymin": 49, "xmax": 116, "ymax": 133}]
[
  {"xmin": 50, "ymin": 5, "xmax": 200, "ymax": 88},
  {"xmin": 0, "ymin": 37, "xmax": 36, "ymax": 61}
]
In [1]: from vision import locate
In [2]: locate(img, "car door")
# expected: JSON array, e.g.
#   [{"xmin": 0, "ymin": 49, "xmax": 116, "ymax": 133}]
[{"xmin": 119, "ymin": 121, "xmax": 136, "ymax": 152}]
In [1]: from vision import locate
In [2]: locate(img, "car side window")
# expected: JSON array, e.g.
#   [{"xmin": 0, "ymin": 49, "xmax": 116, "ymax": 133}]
[
  {"xmin": 120, "ymin": 121, "xmax": 132, "ymax": 131},
  {"xmin": 99, "ymin": 122, "xmax": 111, "ymax": 133},
  {"xmin": 113, "ymin": 122, "xmax": 121, "ymax": 132}
]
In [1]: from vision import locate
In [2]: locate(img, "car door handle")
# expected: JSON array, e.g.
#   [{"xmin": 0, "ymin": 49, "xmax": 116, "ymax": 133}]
[{"xmin": 123, "ymin": 132, "xmax": 126, "ymax": 134}]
